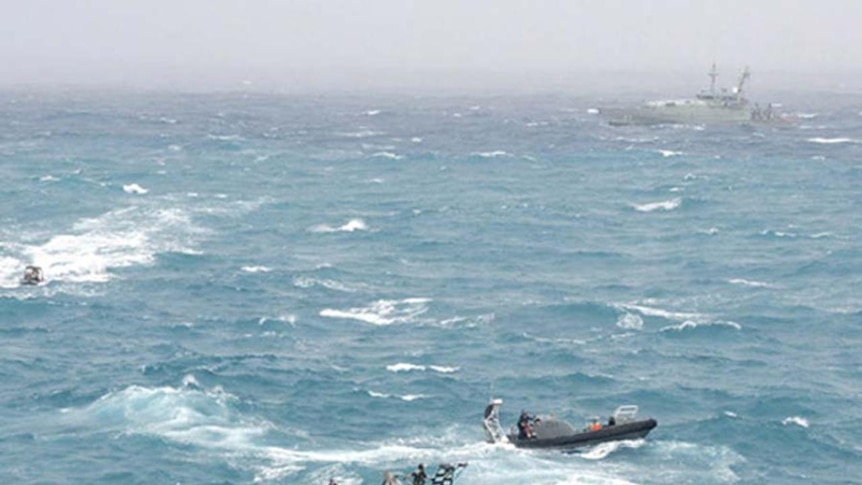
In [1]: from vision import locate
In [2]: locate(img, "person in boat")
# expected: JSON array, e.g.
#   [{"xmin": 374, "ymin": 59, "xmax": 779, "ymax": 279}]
[
  {"xmin": 518, "ymin": 410, "xmax": 538, "ymax": 439},
  {"xmin": 410, "ymin": 463, "xmax": 427, "ymax": 485},
  {"xmin": 589, "ymin": 417, "xmax": 602, "ymax": 432}
]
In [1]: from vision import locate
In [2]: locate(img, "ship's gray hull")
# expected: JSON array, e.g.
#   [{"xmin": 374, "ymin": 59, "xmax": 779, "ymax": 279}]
[{"xmin": 601, "ymin": 104, "xmax": 751, "ymax": 126}]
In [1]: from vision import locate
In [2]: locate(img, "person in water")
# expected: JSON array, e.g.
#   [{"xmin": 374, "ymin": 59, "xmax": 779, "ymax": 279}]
[{"xmin": 410, "ymin": 463, "xmax": 427, "ymax": 485}]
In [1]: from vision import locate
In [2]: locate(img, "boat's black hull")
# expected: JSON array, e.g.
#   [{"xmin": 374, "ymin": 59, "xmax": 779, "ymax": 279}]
[{"xmin": 508, "ymin": 418, "xmax": 657, "ymax": 451}]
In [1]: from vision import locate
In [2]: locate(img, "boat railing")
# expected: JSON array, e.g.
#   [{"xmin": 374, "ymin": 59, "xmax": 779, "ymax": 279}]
[{"xmin": 613, "ymin": 405, "xmax": 640, "ymax": 424}]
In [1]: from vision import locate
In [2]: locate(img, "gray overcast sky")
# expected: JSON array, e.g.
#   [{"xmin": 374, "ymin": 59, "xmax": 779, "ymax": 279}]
[{"xmin": 3, "ymin": 0, "xmax": 860, "ymax": 91}]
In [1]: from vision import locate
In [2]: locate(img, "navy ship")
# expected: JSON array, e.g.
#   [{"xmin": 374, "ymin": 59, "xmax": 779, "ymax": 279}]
[{"xmin": 601, "ymin": 64, "xmax": 787, "ymax": 126}]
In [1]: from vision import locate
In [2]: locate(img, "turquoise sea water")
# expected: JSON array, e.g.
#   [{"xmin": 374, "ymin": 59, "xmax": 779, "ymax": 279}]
[{"xmin": 1, "ymin": 90, "xmax": 861, "ymax": 484}]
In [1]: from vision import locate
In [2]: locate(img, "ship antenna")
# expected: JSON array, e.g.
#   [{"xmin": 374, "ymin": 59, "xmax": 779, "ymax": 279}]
[
  {"xmin": 708, "ymin": 62, "xmax": 718, "ymax": 94},
  {"xmin": 736, "ymin": 66, "xmax": 750, "ymax": 98}
]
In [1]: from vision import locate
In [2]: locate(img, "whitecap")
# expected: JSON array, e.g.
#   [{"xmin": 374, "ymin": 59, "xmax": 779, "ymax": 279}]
[
  {"xmin": 387, "ymin": 363, "xmax": 426, "ymax": 372},
  {"xmin": 586, "ymin": 108, "xmax": 600, "ymax": 114},
  {"xmin": 72, "ymin": 384, "xmax": 267, "ymax": 450},
  {"xmin": 320, "ymin": 298, "xmax": 431, "ymax": 326},
  {"xmin": 620, "ymin": 303, "xmax": 706, "ymax": 323},
  {"xmin": 308, "ymin": 218, "xmax": 368, "ymax": 233},
  {"xmin": 123, "ymin": 183, "xmax": 149, "ymax": 195},
  {"xmin": 579, "ymin": 439, "xmax": 644, "ymax": 460},
  {"xmin": 293, "ymin": 276, "xmax": 356, "ymax": 292},
  {"xmin": 40, "ymin": 175, "xmax": 60, "ymax": 182},
  {"xmin": 428, "ymin": 365, "xmax": 458, "ymax": 373},
  {"xmin": 182, "ymin": 374, "xmax": 201, "ymax": 389},
  {"xmin": 386, "ymin": 363, "xmax": 459, "ymax": 374},
  {"xmin": 338, "ymin": 130, "xmax": 383, "ymax": 138},
  {"xmin": 20, "ymin": 206, "xmax": 200, "ymax": 284},
  {"xmin": 761, "ymin": 229, "xmax": 796, "ymax": 238},
  {"xmin": 782, "ymin": 416, "xmax": 809, "ymax": 428},
  {"xmin": 633, "ymin": 197, "xmax": 682, "ymax": 212},
  {"xmin": 366, "ymin": 390, "xmax": 427, "ymax": 401},
  {"xmin": 660, "ymin": 320, "xmax": 742, "ymax": 332},
  {"xmin": 807, "ymin": 137, "xmax": 861, "ymax": 144},
  {"xmin": 616, "ymin": 312, "xmax": 643, "ymax": 330},
  {"xmin": 207, "ymin": 134, "xmax": 244, "ymax": 141},
  {"xmin": 364, "ymin": 109, "xmax": 381, "ymax": 116},
  {"xmin": 728, "ymin": 278, "xmax": 772, "ymax": 288},
  {"xmin": 656, "ymin": 149, "xmax": 683, "ymax": 157},
  {"xmin": 242, "ymin": 265, "xmax": 272, "ymax": 273},
  {"xmin": 372, "ymin": 151, "xmax": 403, "ymax": 160},
  {"xmin": 472, "ymin": 150, "xmax": 508, "ymax": 158},
  {"xmin": 410, "ymin": 137, "xmax": 423, "ymax": 143}
]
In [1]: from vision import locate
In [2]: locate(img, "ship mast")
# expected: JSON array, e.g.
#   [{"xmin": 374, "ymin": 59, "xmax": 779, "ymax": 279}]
[{"xmin": 708, "ymin": 63, "xmax": 718, "ymax": 94}]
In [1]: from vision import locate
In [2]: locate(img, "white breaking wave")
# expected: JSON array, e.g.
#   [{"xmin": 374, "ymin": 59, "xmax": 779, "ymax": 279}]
[
  {"xmin": 71, "ymin": 384, "xmax": 268, "ymax": 450},
  {"xmin": 123, "ymin": 183, "xmax": 149, "ymax": 195},
  {"xmin": 728, "ymin": 278, "xmax": 773, "ymax": 288},
  {"xmin": 367, "ymin": 390, "xmax": 428, "ymax": 401},
  {"xmin": 10, "ymin": 206, "xmax": 200, "ymax": 284},
  {"xmin": 472, "ymin": 150, "xmax": 508, "ymax": 158},
  {"xmin": 633, "ymin": 197, "xmax": 682, "ymax": 212},
  {"xmin": 309, "ymin": 218, "xmax": 368, "ymax": 233},
  {"xmin": 807, "ymin": 137, "xmax": 861, "ymax": 144},
  {"xmin": 579, "ymin": 439, "xmax": 645, "ymax": 460},
  {"xmin": 242, "ymin": 265, "xmax": 272, "ymax": 273},
  {"xmin": 660, "ymin": 320, "xmax": 742, "ymax": 332},
  {"xmin": 320, "ymin": 298, "xmax": 431, "ymax": 326},
  {"xmin": 782, "ymin": 416, "xmax": 809, "ymax": 428},
  {"xmin": 206, "ymin": 134, "xmax": 244, "ymax": 141},
  {"xmin": 338, "ymin": 130, "xmax": 383, "ymax": 138},
  {"xmin": 616, "ymin": 312, "xmax": 644, "ymax": 330},
  {"xmin": 621, "ymin": 303, "xmax": 741, "ymax": 332},
  {"xmin": 621, "ymin": 303, "xmax": 704, "ymax": 322},
  {"xmin": 655, "ymin": 149, "xmax": 683, "ymax": 157},
  {"xmin": 371, "ymin": 151, "xmax": 403, "ymax": 160},
  {"xmin": 386, "ymin": 363, "xmax": 459, "ymax": 374},
  {"xmin": 293, "ymin": 276, "xmax": 358, "ymax": 293}
]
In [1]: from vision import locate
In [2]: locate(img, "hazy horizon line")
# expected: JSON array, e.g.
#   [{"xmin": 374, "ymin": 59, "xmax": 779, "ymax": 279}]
[{"xmin": 3, "ymin": 66, "xmax": 861, "ymax": 96}]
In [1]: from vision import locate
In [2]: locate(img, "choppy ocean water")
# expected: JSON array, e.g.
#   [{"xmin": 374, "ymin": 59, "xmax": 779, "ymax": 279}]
[{"xmin": 1, "ymin": 89, "xmax": 861, "ymax": 484}]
